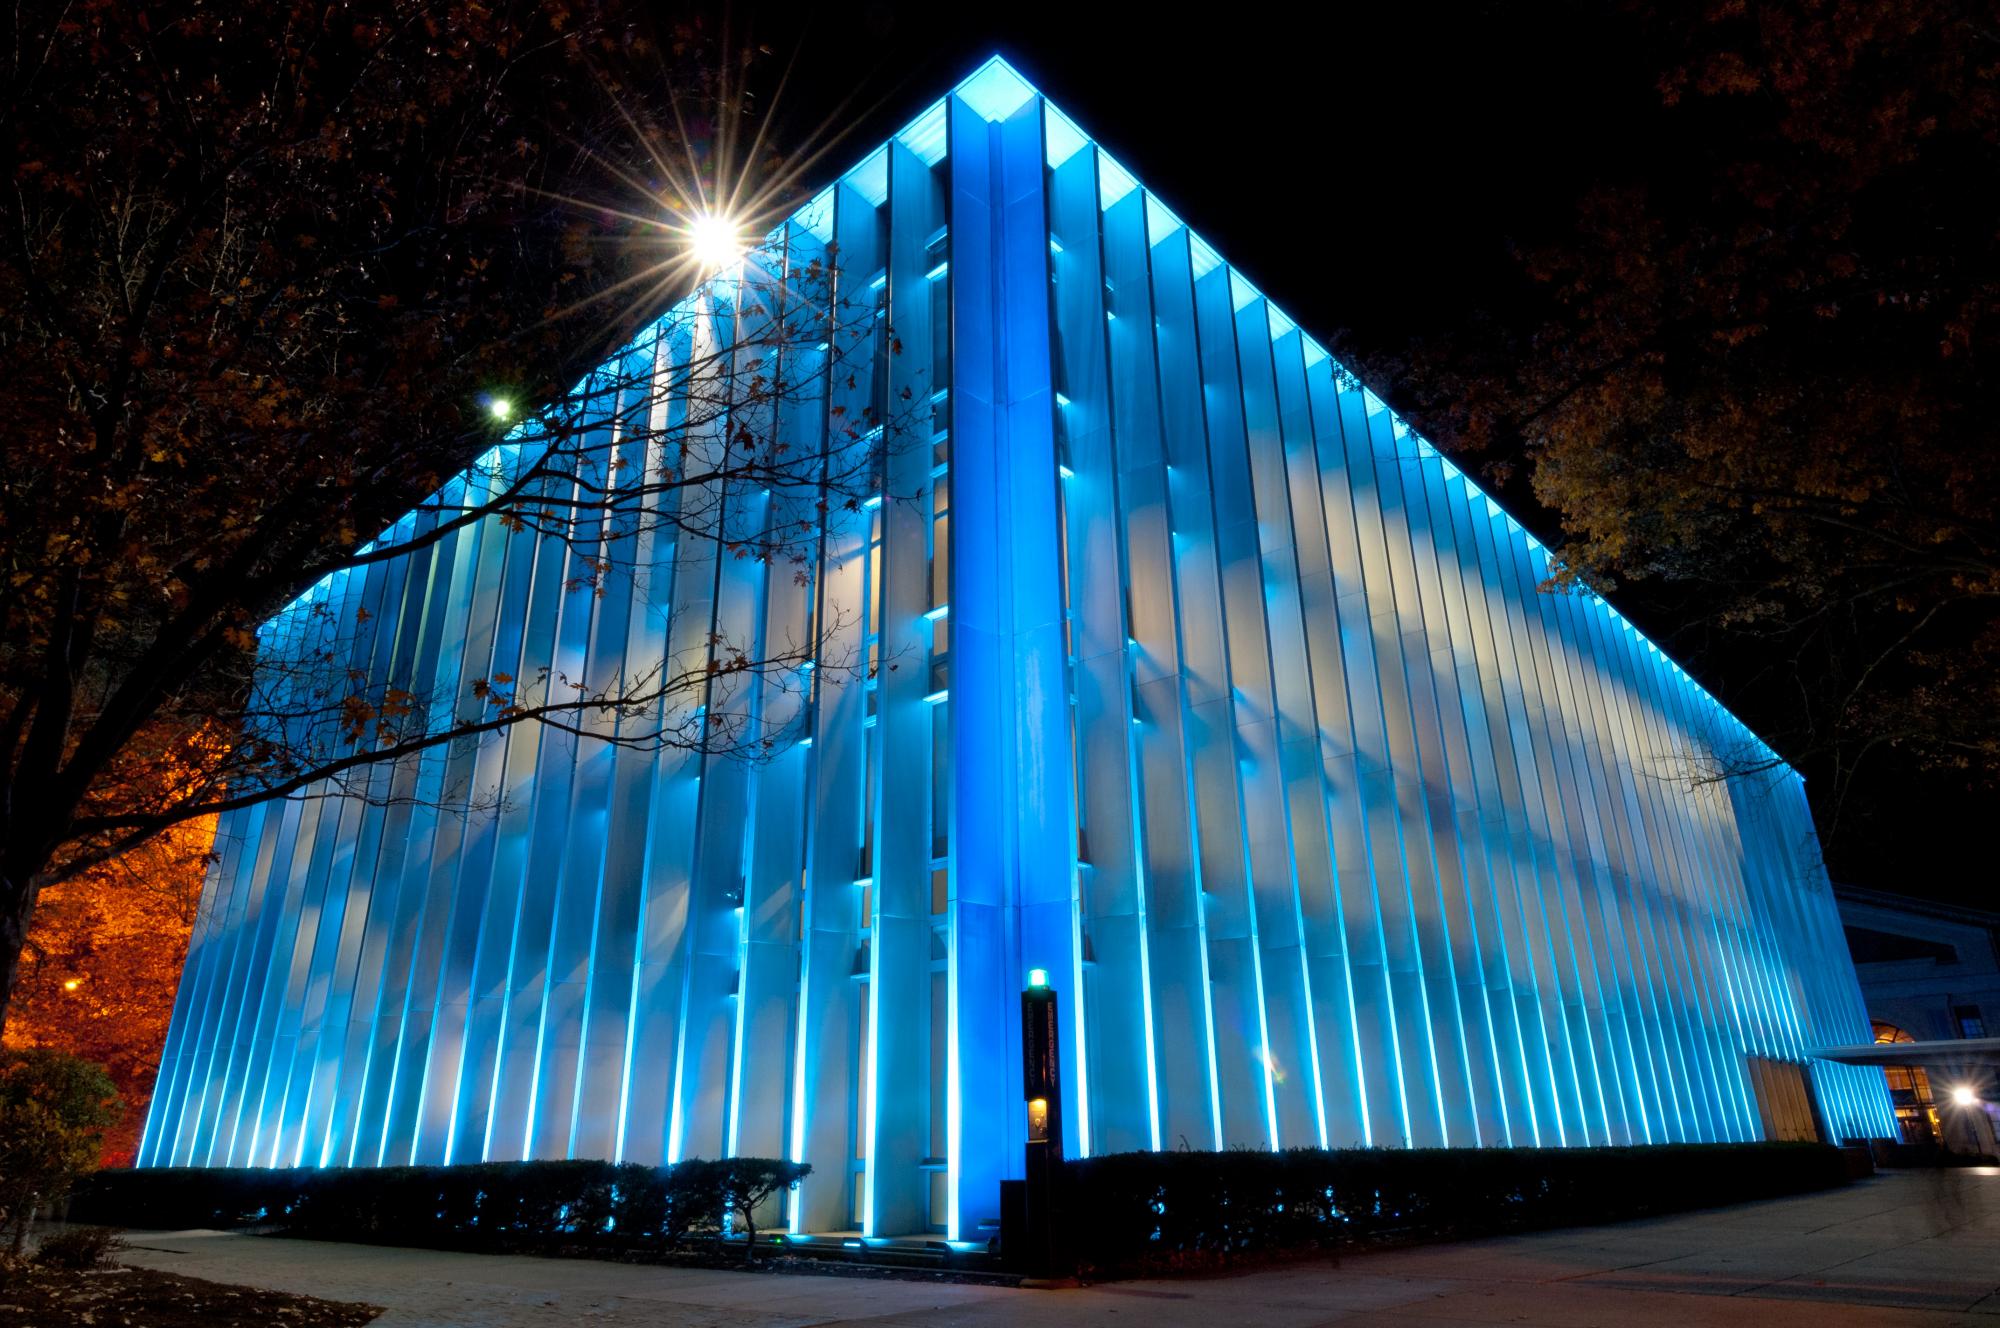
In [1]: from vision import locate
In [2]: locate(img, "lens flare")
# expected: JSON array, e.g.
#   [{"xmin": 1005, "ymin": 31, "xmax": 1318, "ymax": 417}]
[{"xmin": 686, "ymin": 212, "xmax": 747, "ymax": 271}]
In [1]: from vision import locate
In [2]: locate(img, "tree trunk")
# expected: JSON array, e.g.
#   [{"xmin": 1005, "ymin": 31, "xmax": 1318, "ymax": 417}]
[{"xmin": 0, "ymin": 868, "xmax": 40, "ymax": 1040}]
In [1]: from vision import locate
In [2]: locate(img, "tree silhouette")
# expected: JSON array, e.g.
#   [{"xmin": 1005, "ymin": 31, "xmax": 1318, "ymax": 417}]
[
  {"xmin": 0, "ymin": 1, "xmax": 910, "ymax": 1029},
  {"xmin": 1342, "ymin": 0, "xmax": 2000, "ymax": 838}
]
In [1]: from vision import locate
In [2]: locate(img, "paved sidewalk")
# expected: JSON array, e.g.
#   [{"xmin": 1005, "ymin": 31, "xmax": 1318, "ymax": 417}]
[{"xmin": 116, "ymin": 1166, "xmax": 2000, "ymax": 1327}]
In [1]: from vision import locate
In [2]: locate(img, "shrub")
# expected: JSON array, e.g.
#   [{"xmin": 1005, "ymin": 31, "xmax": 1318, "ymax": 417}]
[
  {"xmin": 0, "ymin": 1049, "xmax": 122, "ymax": 1251},
  {"xmin": 34, "ymin": 1225, "xmax": 125, "ymax": 1270},
  {"xmin": 1060, "ymin": 1142, "xmax": 1852, "ymax": 1276},
  {"xmin": 668, "ymin": 1158, "xmax": 806, "ymax": 1260},
  {"xmin": 73, "ymin": 1156, "xmax": 811, "ymax": 1259}
]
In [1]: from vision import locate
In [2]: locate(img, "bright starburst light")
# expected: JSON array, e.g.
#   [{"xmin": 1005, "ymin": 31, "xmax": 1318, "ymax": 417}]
[
  {"xmin": 513, "ymin": 46, "xmax": 871, "ymax": 333},
  {"xmin": 685, "ymin": 211, "xmax": 748, "ymax": 271}
]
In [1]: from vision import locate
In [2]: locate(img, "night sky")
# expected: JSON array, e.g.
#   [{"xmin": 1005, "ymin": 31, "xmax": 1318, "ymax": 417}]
[
  {"xmin": 735, "ymin": 0, "xmax": 1985, "ymax": 907},
  {"xmin": 759, "ymin": 2, "xmax": 1646, "ymax": 357}
]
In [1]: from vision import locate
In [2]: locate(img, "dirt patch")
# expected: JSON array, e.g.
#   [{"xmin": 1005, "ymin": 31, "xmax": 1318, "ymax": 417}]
[{"xmin": 0, "ymin": 1261, "xmax": 381, "ymax": 1327}]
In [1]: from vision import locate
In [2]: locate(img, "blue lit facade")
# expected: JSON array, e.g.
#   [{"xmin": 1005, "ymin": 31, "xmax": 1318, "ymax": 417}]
[{"xmin": 142, "ymin": 59, "xmax": 1896, "ymax": 1236}]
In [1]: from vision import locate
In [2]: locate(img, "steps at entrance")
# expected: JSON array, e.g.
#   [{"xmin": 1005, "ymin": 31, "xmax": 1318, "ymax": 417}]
[{"xmin": 775, "ymin": 1231, "xmax": 1005, "ymax": 1276}]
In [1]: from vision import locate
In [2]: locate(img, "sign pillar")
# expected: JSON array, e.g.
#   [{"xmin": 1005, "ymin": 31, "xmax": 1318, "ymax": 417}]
[{"xmin": 1021, "ymin": 967, "xmax": 1063, "ymax": 1274}]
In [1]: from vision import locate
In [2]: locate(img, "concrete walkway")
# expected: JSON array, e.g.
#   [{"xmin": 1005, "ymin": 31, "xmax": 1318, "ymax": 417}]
[{"xmin": 115, "ymin": 1167, "xmax": 2000, "ymax": 1326}]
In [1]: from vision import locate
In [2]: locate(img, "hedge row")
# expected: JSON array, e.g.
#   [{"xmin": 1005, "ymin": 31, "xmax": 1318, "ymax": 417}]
[
  {"xmin": 76, "ymin": 1142, "xmax": 1853, "ymax": 1276},
  {"xmin": 72, "ymin": 1157, "xmax": 808, "ymax": 1255},
  {"xmin": 1060, "ymin": 1142, "xmax": 1853, "ymax": 1276}
]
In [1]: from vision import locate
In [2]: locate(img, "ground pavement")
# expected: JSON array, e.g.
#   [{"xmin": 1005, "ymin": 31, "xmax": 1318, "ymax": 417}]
[{"xmin": 115, "ymin": 1165, "xmax": 2000, "ymax": 1327}]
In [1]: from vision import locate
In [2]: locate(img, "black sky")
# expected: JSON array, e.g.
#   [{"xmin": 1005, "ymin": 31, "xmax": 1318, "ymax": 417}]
[
  {"xmin": 725, "ymin": 0, "xmax": 1988, "ymax": 907},
  {"xmin": 754, "ymin": 1, "xmax": 1655, "ymax": 353}
]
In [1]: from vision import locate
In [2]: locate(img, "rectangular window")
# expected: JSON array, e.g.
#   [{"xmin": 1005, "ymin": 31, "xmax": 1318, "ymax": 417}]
[
  {"xmin": 928, "ymin": 1170, "xmax": 949, "ymax": 1235},
  {"xmin": 855, "ymin": 979, "xmax": 871, "ymax": 1162},
  {"xmin": 1956, "ymin": 1004, "xmax": 1986, "ymax": 1039},
  {"xmin": 930, "ymin": 968, "xmax": 949, "ymax": 1158},
  {"xmin": 930, "ymin": 479, "xmax": 951, "ymax": 615},
  {"xmin": 866, "ymin": 510, "xmax": 884, "ymax": 637},
  {"xmin": 859, "ymin": 730, "xmax": 876, "ymax": 883},
  {"xmin": 929, "ymin": 272, "xmax": 952, "ymax": 396},
  {"xmin": 1055, "ymin": 482, "xmax": 1072, "ymax": 606},
  {"xmin": 1070, "ymin": 704, "xmax": 1088, "ymax": 863},
  {"xmin": 930, "ymin": 705, "xmax": 950, "ymax": 859}
]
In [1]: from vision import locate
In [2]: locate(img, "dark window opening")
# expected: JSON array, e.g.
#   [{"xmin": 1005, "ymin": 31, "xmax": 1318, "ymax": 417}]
[{"xmin": 1844, "ymin": 926, "xmax": 1958, "ymax": 966}]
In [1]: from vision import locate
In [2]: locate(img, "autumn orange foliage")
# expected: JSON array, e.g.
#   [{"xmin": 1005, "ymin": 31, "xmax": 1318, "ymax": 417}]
[{"xmin": 0, "ymin": 817, "xmax": 213, "ymax": 1165}]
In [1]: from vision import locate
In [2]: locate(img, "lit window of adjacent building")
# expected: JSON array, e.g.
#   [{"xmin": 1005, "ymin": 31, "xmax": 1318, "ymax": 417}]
[{"xmin": 1873, "ymin": 1021, "xmax": 1940, "ymax": 1145}]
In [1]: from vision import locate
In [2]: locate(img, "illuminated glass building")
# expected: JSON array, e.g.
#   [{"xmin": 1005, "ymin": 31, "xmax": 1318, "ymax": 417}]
[{"xmin": 142, "ymin": 58, "xmax": 1897, "ymax": 1237}]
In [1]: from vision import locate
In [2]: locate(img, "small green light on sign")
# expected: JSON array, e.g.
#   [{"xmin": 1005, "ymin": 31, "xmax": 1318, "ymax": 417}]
[{"xmin": 1028, "ymin": 968, "xmax": 1049, "ymax": 989}]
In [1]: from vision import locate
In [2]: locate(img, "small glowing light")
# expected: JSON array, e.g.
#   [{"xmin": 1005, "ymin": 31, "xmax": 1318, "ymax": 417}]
[
  {"xmin": 486, "ymin": 396, "xmax": 514, "ymax": 422},
  {"xmin": 62, "ymin": 978, "xmax": 81, "ymax": 992},
  {"xmin": 1951, "ymin": 1084, "xmax": 1980, "ymax": 1108},
  {"xmin": 687, "ymin": 212, "xmax": 747, "ymax": 271},
  {"xmin": 1028, "ymin": 968, "xmax": 1049, "ymax": 989}
]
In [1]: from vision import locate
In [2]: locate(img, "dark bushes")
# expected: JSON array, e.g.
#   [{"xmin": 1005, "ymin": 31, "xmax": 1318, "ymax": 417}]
[
  {"xmin": 79, "ymin": 1143, "xmax": 1852, "ymax": 1277},
  {"xmin": 1061, "ymin": 1142, "xmax": 1852, "ymax": 1276},
  {"xmin": 73, "ymin": 1157, "xmax": 809, "ymax": 1259},
  {"xmin": 0, "ymin": 1049, "xmax": 122, "ymax": 1251},
  {"xmin": 33, "ymin": 1224, "xmax": 125, "ymax": 1269}
]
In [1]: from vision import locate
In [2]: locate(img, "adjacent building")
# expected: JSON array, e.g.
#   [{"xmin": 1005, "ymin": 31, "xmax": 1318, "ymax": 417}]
[
  {"xmin": 142, "ymin": 58, "xmax": 1897, "ymax": 1237},
  {"xmin": 1835, "ymin": 883, "xmax": 1999, "ymax": 1152}
]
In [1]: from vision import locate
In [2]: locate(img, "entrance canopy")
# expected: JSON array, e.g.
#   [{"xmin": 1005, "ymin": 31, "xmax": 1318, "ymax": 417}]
[{"xmin": 1816, "ymin": 1038, "xmax": 2000, "ymax": 1069}]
